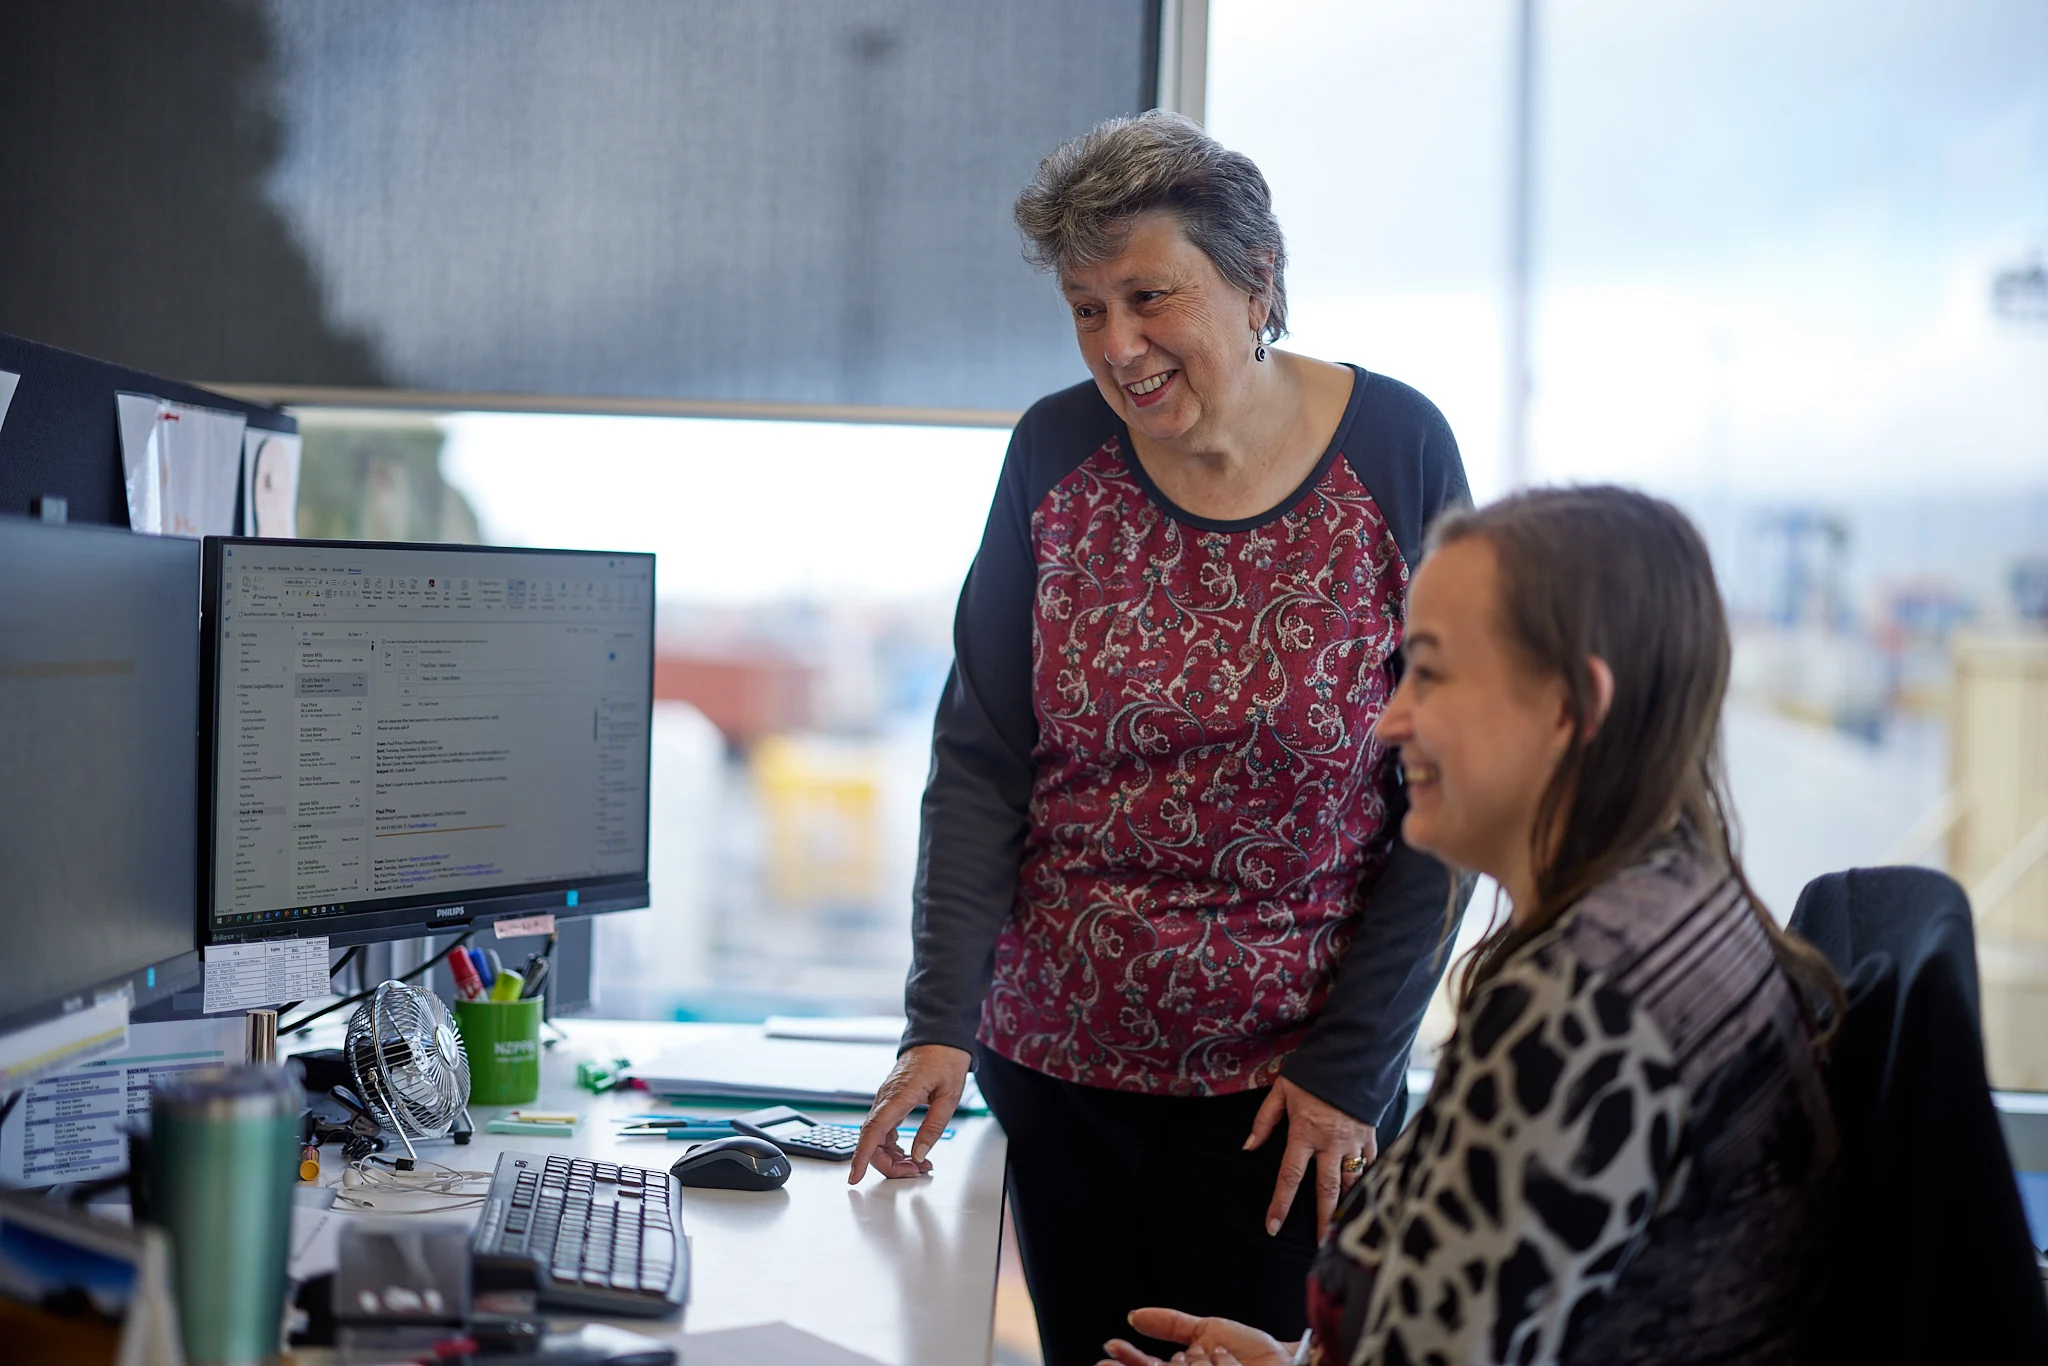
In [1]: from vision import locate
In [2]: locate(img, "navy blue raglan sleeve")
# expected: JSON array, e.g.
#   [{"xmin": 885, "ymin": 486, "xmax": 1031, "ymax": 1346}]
[
  {"xmin": 1281, "ymin": 374, "xmax": 1475, "ymax": 1126},
  {"xmin": 900, "ymin": 386, "xmax": 1106, "ymax": 1055}
]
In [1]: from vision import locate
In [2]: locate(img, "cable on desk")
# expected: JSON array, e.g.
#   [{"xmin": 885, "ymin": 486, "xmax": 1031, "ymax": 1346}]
[
  {"xmin": 278, "ymin": 931, "xmax": 475, "ymax": 1039},
  {"xmin": 329, "ymin": 1154, "xmax": 493, "ymax": 1214}
]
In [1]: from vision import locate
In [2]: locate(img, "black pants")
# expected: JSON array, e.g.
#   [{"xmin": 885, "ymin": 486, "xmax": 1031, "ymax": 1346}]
[{"xmin": 977, "ymin": 1048, "xmax": 1326, "ymax": 1366}]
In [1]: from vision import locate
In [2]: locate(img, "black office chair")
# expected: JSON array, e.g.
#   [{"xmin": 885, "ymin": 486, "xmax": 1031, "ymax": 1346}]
[{"xmin": 1790, "ymin": 867, "xmax": 2048, "ymax": 1361}]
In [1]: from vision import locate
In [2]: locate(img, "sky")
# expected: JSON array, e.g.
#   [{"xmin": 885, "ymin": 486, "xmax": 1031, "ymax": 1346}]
[
  {"xmin": 1207, "ymin": 0, "xmax": 2048, "ymax": 500},
  {"xmin": 440, "ymin": 413, "xmax": 1009, "ymax": 606}
]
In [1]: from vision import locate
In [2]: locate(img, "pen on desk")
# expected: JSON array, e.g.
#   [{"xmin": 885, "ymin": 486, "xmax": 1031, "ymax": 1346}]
[
  {"xmin": 520, "ymin": 958, "xmax": 550, "ymax": 999},
  {"xmin": 490, "ymin": 968, "xmax": 525, "ymax": 1002},
  {"xmin": 612, "ymin": 1115, "xmax": 956, "ymax": 1141},
  {"xmin": 618, "ymin": 1124, "xmax": 736, "ymax": 1140},
  {"xmin": 483, "ymin": 948, "xmax": 505, "ymax": 983},
  {"xmin": 468, "ymin": 947, "xmax": 495, "ymax": 991},
  {"xmin": 620, "ymin": 1125, "xmax": 955, "ymax": 1141},
  {"xmin": 614, "ymin": 1114, "xmax": 725, "ymax": 1125},
  {"xmin": 486, "ymin": 1118, "xmax": 574, "ymax": 1137}
]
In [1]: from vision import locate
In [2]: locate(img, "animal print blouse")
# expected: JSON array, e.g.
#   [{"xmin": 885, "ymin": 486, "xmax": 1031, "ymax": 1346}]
[{"xmin": 1304, "ymin": 841, "xmax": 1838, "ymax": 1365}]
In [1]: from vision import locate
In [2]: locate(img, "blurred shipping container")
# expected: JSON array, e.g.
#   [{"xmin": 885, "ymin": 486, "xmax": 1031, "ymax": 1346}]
[
  {"xmin": 1952, "ymin": 632, "xmax": 2048, "ymax": 1090},
  {"xmin": 654, "ymin": 651, "xmax": 816, "ymax": 749}
]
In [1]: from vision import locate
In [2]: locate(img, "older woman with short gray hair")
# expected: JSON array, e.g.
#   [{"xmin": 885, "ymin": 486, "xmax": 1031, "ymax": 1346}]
[{"xmin": 851, "ymin": 111, "xmax": 1472, "ymax": 1364}]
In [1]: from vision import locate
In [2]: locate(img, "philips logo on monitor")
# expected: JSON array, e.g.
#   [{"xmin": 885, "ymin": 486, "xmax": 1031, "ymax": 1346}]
[{"xmin": 437, "ymin": 906, "xmax": 467, "ymax": 919}]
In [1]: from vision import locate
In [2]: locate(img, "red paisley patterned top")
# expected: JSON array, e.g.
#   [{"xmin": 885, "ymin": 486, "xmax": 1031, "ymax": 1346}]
[
  {"xmin": 981, "ymin": 434, "xmax": 1408, "ymax": 1094},
  {"xmin": 906, "ymin": 369, "xmax": 1469, "ymax": 1117}
]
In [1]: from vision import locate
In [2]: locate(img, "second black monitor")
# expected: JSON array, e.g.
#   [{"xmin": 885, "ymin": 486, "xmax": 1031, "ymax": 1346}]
[
  {"xmin": 0, "ymin": 518, "xmax": 202, "ymax": 1035},
  {"xmin": 202, "ymin": 538, "xmax": 655, "ymax": 947}
]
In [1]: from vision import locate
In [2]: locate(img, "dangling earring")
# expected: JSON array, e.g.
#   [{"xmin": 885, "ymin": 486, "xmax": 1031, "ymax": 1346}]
[{"xmin": 1254, "ymin": 343, "xmax": 1269, "ymax": 363}]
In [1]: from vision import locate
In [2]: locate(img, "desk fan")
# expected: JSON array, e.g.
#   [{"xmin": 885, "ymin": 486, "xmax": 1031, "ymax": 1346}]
[{"xmin": 345, "ymin": 981, "xmax": 471, "ymax": 1169}]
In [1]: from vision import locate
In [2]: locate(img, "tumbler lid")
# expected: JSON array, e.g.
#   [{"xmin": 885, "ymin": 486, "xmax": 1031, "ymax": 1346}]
[{"xmin": 152, "ymin": 1064, "xmax": 304, "ymax": 1121}]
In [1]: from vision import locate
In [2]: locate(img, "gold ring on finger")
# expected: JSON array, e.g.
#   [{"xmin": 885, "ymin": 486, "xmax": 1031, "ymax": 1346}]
[{"xmin": 1341, "ymin": 1154, "xmax": 1366, "ymax": 1175}]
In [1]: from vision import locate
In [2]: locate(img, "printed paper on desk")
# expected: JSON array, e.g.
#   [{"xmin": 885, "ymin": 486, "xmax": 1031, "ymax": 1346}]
[
  {"xmin": 114, "ymin": 392, "xmax": 245, "ymax": 537},
  {"xmin": 763, "ymin": 1015, "xmax": 906, "ymax": 1045},
  {"xmin": 240, "ymin": 429, "xmax": 301, "ymax": 537},
  {"xmin": 204, "ymin": 937, "xmax": 331, "ymax": 1014},
  {"xmin": 289, "ymin": 1207, "xmax": 344, "ymax": 1282},
  {"xmin": 0, "ymin": 1016, "xmax": 245, "ymax": 1188},
  {"xmin": 0, "ymin": 370, "xmax": 18, "ymax": 436},
  {"xmin": 634, "ymin": 1031, "xmax": 985, "ymax": 1113},
  {"xmin": 494, "ymin": 913, "xmax": 556, "ymax": 940}
]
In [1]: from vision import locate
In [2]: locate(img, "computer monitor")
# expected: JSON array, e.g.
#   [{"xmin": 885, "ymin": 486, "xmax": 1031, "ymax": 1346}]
[
  {"xmin": 201, "ymin": 538, "xmax": 655, "ymax": 947},
  {"xmin": 0, "ymin": 518, "xmax": 203, "ymax": 1036}
]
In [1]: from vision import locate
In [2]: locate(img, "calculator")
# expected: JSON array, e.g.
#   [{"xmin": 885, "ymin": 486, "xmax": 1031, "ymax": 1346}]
[{"xmin": 729, "ymin": 1106, "xmax": 861, "ymax": 1161}]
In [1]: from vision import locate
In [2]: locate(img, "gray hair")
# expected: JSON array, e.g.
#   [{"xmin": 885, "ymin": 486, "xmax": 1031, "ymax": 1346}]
[{"xmin": 1014, "ymin": 111, "xmax": 1290, "ymax": 343}]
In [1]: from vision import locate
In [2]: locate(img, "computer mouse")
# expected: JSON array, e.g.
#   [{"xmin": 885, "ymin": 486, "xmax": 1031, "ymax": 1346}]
[{"xmin": 671, "ymin": 1135, "xmax": 790, "ymax": 1191}]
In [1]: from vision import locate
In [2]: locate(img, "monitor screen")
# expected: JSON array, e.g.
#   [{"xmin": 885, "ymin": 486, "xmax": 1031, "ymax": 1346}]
[
  {"xmin": 203, "ymin": 538, "xmax": 654, "ymax": 946},
  {"xmin": 0, "ymin": 519, "xmax": 202, "ymax": 1034}
]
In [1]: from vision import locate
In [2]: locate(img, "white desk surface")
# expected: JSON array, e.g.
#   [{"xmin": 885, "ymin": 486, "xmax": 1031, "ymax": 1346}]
[{"xmin": 311, "ymin": 1019, "xmax": 1007, "ymax": 1366}]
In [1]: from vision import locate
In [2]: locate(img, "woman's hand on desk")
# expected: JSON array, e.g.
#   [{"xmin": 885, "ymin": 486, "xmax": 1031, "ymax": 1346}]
[
  {"xmin": 849, "ymin": 1044, "xmax": 972, "ymax": 1182},
  {"xmin": 1098, "ymin": 1308, "xmax": 1296, "ymax": 1366},
  {"xmin": 1246, "ymin": 1077, "xmax": 1377, "ymax": 1242}
]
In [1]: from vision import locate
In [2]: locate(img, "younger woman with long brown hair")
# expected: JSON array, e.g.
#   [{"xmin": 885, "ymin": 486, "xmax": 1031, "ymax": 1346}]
[{"xmin": 1100, "ymin": 486, "xmax": 1844, "ymax": 1365}]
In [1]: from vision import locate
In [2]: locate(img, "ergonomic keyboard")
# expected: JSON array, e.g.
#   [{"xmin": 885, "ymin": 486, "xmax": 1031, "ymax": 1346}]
[{"xmin": 471, "ymin": 1151, "xmax": 689, "ymax": 1317}]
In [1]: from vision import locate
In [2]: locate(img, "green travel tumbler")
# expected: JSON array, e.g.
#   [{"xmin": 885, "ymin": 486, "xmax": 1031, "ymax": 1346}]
[{"xmin": 149, "ymin": 1065, "xmax": 303, "ymax": 1366}]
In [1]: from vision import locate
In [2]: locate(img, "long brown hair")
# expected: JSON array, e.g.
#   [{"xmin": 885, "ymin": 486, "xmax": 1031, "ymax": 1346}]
[{"xmin": 1432, "ymin": 486, "xmax": 1843, "ymax": 1046}]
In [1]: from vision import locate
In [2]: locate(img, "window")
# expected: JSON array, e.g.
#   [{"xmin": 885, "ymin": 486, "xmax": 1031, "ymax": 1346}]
[
  {"xmin": 296, "ymin": 1, "xmax": 2048, "ymax": 1082},
  {"xmin": 299, "ymin": 410, "xmax": 1008, "ymax": 1020},
  {"xmin": 1210, "ymin": 0, "xmax": 2048, "ymax": 1083}
]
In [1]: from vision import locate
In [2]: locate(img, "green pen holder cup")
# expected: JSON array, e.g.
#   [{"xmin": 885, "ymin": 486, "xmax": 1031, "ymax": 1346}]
[{"xmin": 454, "ymin": 998, "xmax": 543, "ymax": 1106}]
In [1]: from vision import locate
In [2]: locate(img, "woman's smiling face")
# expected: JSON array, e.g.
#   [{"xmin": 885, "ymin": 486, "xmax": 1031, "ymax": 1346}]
[
  {"xmin": 1060, "ymin": 210, "xmax": 1264, "ymax": 447},
  {"xmin": 1373, "ymin": 537, "xmax": 1577, "ymax": 897}
]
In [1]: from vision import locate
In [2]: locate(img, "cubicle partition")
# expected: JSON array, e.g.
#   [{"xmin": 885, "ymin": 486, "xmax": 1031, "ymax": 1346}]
[
  {"xmin": 0, "ymin": 329, "xmax": 605, "ymax": 1026},
  {"xmin": 0, "ymin": 330, "xmax": 297, "ymax": 527}
]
